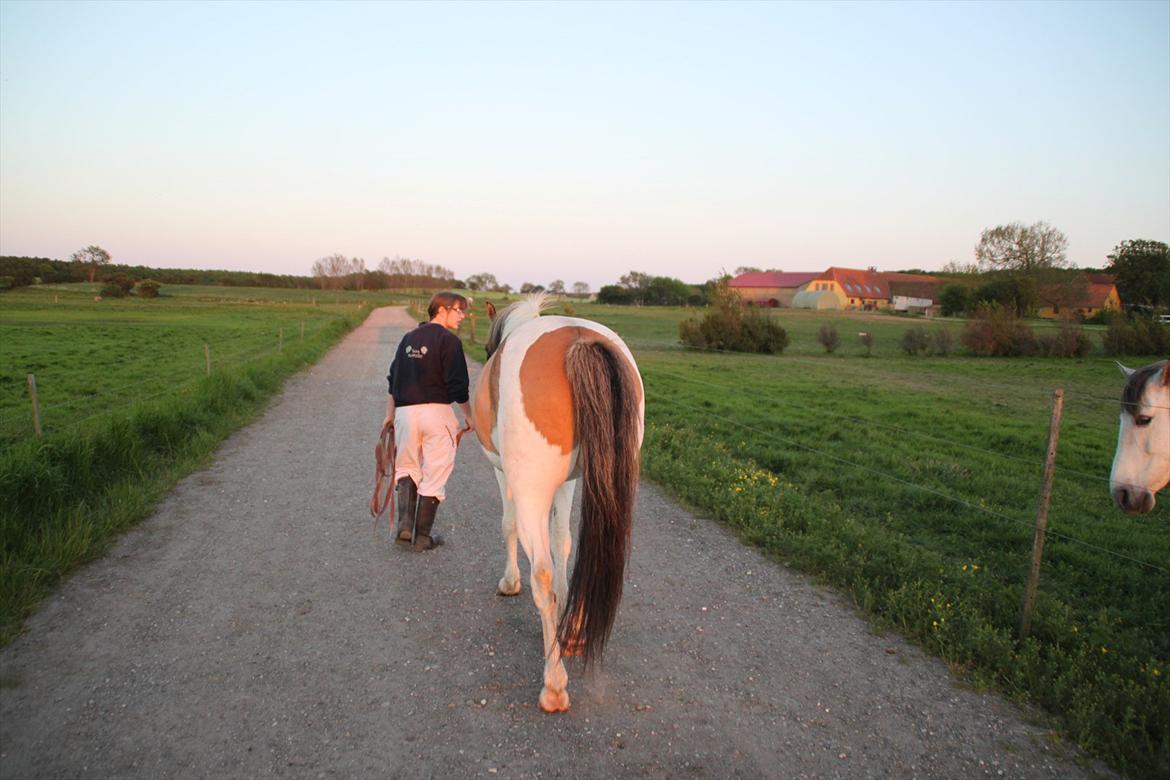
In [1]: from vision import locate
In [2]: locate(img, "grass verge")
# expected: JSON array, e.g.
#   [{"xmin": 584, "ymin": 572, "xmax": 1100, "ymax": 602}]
[{"xmin": 0, "ymin": 311, "xmax": 363, "ymax": 645}]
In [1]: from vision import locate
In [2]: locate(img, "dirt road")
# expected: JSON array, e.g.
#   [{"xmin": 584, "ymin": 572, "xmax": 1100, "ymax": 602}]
[{"xmin": 0, "ymin": 307, "xmax": 1108, "ymax": 779}]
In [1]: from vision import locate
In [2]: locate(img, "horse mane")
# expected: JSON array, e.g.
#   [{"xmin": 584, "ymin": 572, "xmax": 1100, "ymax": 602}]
[
  {"xmin": 485, "ymin": 293, "xmax": 552, "ymax": 357},
  {"xmin": 1121, "ymin": 359, "xmax": 1169, "ymax": 419}
]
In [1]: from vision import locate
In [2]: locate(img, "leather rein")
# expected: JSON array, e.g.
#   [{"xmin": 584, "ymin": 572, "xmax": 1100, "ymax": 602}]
[{"xmin": 369, "ymin": 421, "xmax": 396, "ymax": 531}]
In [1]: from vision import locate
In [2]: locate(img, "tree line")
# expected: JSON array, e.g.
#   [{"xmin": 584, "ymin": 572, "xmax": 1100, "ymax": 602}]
[
  {"xmin": 936, "ymin": 223, "xmax": 1169, "ymax": 319},
  {"xmin": 0, "ymin": 254, "xmax": 315, "ymax": 290}
]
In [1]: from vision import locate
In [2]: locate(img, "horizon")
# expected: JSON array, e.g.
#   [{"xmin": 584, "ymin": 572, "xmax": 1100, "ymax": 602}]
[{"xmin": 1, "ymin": 1, "xmax": 1167, "ymax": 293}]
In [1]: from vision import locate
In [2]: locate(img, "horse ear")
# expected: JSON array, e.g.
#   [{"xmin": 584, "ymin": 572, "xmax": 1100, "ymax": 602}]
[
  {"xmin": 1116, "ymin": 361, "xmax": 1135, "ymax": 377},
  {"xmin": 486, "ymin": 301, "xmax": 497, "ymax": 320}
]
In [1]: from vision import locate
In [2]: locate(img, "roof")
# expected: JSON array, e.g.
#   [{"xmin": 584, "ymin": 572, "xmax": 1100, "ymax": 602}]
[
  {"xmin": 729, "ymin": 271, "xmax": 821, "ymax": 289},
  {"xmin": 1085, "ymin": 275, "xmax": 1117, "ymax": 308},
  {"xmin": 1039, "ymin": 272, "xmax": 1118, "ymax": 309},
  {"xmin": 887, "ymin": 280, "xmax": 946, "ymax": 302},
  {"xmin": 818, "ymin": 267, "xmax": 888, "ymax": 299}
]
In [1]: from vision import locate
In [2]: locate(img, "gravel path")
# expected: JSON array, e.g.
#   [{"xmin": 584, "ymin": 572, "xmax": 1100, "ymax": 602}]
[{"xmin": 0, "ymin": 307, "xmax": 1110, "ymax": 779}]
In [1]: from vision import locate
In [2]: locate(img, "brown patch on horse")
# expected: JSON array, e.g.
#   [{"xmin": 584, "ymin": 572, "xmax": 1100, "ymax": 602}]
[
  {"xmin": 520, "ymin": 327, "xmax": 583, "ymax": 454},
  {"xmin": 473, "ymin": 348, "xmax": 502, "ymax": 454}
]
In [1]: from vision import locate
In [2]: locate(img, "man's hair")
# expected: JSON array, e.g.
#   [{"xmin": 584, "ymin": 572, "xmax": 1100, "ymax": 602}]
[{"xmin": 428, "ymin": 291, "xmax": 469, "ymax": 319}]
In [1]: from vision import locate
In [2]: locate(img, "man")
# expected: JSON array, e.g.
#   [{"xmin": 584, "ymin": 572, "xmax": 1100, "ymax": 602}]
[{"xmin": 384, "ymin": 291, "xmax": 474, "ymax": 551}]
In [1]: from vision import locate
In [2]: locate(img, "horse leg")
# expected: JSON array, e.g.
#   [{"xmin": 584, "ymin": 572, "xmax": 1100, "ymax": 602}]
[
  {"xmin": 515, "ymin": 497, "xmax": 570, "ymax": 713},
  {"xmin": 551, "ymin": 480, "xmax": 584, "ymax": 656},
  {"xmin": 494, "ymin": 469, "xmax": 521, "ymax": 596}
]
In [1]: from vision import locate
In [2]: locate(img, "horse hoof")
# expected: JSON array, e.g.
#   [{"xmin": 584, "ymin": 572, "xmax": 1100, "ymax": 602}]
[
  {"xmin": 496, "ymin": 578, "xmax": 521, "ymax": 597},
  {"xmin": 539, "ymin": 687, "xmax": 570, "ymax": 713}
]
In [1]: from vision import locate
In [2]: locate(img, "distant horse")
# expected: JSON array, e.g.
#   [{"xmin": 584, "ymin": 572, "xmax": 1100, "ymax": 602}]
[
  {"xmin": 471, "ymin": 295, "xmax": 644, "ymax": 712},
  {"xmin": 1110, "ymin": 359, "xmax": 1170, "ymax": 514}
]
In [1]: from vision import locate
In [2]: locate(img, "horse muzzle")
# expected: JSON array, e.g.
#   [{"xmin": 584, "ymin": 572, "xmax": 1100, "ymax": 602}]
[{"xmin": 1111, "ymin": 485, "xmax": 1156, "ymax": 514}]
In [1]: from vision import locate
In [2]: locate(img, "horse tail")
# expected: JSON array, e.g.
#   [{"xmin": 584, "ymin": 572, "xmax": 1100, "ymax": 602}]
[{"xmin": 557, "ymin": 338, "xmax": 641, "ymax": 666}]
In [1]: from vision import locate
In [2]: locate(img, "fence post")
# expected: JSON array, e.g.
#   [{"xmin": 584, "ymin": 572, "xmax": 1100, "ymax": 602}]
[
  {"xmin": 1019, "ymin": 388, "xmax": 1064, "ymax": 640},
  {"xmin": 27, "ymin": 374, "xmax": 42, "ymax": 438},
  {"xmin": 467, "ymin": 312, "xmax": 478, "ymax": 344},
  {"xmin": 204, "ymin": 344, "xmax": 211, "ymax": 376}
]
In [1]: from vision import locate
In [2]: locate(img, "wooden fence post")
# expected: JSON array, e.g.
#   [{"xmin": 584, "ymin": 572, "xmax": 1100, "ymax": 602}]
[
  {"xmin": 27, "ymin": 374, "xmax": 42, "ymax": 439},
  {"xmin": 204, "ymin": 344, "xmax": 211, "ymax": 376},
  {"xmin": 1020, "ymin": 388, "xmax": 1064, "ymax": 640},
  {"xmin": 467, "ymin": 312, "xmax": 478, "ymax": 344}
]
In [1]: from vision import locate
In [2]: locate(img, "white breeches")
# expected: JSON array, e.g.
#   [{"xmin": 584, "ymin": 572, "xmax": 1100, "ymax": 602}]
[{"xmin": 393, "ymin": 403, "xmax": 459, "ymax": 501}]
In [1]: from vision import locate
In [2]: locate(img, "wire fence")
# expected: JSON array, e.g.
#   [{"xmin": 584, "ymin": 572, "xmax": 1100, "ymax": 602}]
[
  {"xmin": 630, "ymin": 340, "xmax": 1169, "ymax": 593},
  {"xmin": 2, "ymin": 317, "xmax": 343, "ymax": 443}
]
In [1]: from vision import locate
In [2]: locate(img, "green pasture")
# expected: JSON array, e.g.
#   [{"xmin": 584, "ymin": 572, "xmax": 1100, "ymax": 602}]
[
  {"xmin": 0, "ymin": 283, "xmax": 394, "ymax": 648},
  {"xmin": 546, "ymin": 301, "xmax": 1166, "ymax": 779},
  {"xmin": 2, "ymin": 287, "xmax": 1166, "ymax": 776}
]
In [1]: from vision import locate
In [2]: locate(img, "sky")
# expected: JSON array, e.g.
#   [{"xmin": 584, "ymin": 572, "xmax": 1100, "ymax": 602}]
[{"xmin": 1, "ymin": 1, "xmax": 1167, "ymax": 292}]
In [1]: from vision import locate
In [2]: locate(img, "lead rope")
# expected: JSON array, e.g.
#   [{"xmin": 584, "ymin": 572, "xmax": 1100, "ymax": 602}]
[{"xmin": 370, "ymin": 421, "xmax": 396, "ymax": 535}]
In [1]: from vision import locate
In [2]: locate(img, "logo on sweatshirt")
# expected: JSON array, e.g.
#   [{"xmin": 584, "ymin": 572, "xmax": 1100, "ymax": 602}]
[{"xmin": 406, "ymin": 345, "xmax": 429, "ymax": 359}]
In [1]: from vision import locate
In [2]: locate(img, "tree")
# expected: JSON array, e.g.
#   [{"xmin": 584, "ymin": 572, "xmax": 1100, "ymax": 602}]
[
  {"xmin": 71, "ymin": 245, "xmax": 111, "ymax": 283},
  {"xmin": 975, "ymin": 221, "xmax": 1069, "ymax": 273},
  {"xmin": 520, "ymin": 282, "xmax": 545, "ymax": 294},
  {"xmin": 939, "ymin": 284, "xmax": 971, "ymax": 317},
  {"xmin": 571, "ymin": 281, "xmax": 589, "ymax": 297},
  {"xmin": 311, "ymin": 253, "xmax": 353, "ymax": 290},
  {"xmin": 619, "ymin": 270, "xmax": 651, "ymax": 289},
  {"xmin": 734, "ymin": 266, "xmax": 762, "ymax": 275},
  {"xmin": 547, "ymin": 279, "xmax": 565, "ymax": 295},
  {"xmin": 465, "ymin": 272, "xmax": 499, "ymax": 291},
  {"xmin": 1106, "ymin": 239, "xmax": 1170, "ymax": 310}
]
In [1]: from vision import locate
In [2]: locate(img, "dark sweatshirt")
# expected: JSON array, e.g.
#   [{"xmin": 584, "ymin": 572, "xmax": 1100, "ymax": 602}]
[{"xmin": 387, "ymin": 322, "xmax": 470, "ymax": 406}]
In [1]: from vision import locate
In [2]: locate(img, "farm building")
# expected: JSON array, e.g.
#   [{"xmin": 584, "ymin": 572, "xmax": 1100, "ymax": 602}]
[
  {"xmin": 885, "ymin": 273, "xmax": 947, "ymax": 316},
  {"xmin": 794, "ymin": 267, "xmax": 891, "ymax": 310},
  {"xmin": 728, "ymin": 271, "xmax": 821, "ymax": 307},
  {"xmin": 1036, "ymin": 273, "xmax": 1121, "ymax": 319}
]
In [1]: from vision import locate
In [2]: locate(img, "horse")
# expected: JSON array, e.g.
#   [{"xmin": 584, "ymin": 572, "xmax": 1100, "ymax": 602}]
[
  {"xmin": 471, "ymin": 294, "xmax": 644, "ymax": 712},
  {"xmin": 1110, "ymin": 359, "xmax": 1170, "ymax": 514}
]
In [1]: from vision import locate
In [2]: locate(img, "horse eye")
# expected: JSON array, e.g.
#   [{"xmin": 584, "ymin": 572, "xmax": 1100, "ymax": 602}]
[{"xmin": 1135, "ymin": 415, "xmax": 1153, "ymax": 427}]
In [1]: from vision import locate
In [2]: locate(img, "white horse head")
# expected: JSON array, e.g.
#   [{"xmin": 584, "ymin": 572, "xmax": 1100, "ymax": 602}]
[{"xmin": 1109, "ymin": 359, "xmax": 1170, "ymax": 514}]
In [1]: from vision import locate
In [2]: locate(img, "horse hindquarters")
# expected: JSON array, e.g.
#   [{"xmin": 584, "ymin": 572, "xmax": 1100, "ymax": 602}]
[{"xmin": 557, "ymin": 340, "xmax": 642, "ymax": 666}]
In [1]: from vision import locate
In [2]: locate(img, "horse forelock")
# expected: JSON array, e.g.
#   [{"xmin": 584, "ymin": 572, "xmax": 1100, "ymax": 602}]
[{"xmin": 1121, "ymin": 360, "xmax": 1168, "ymax": 418}]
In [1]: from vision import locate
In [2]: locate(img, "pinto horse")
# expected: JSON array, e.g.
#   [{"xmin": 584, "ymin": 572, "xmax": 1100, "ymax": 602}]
[
  {"xmin": 471, "ymin": 295, "xmax": 644, "ymax": 712},
  {"xmin": 1110, "ymin": 359, "xmax": 1170, "ymax": 514}
]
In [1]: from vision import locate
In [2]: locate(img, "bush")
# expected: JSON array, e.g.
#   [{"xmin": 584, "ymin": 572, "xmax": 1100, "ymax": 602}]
[
  {"xmin": 679, "ymin": 279, "xmax": 789, "ymax": 354},
  {"xmin": 939, "ymin": 284, "xmax": 970, "ymax": 317},
  {"xmin": 816, "ymin": 324, "xmax": 840, "ymax": 353},
  {"xmin": 930, "ymin": 328, "xmax": 953, "ymax": 356},
  {"xmin": 900, "ymin": 326, "xmax": 929, "ymax": 356},
  {"xmin": 1036, "ymin": 318, "xmax": 1092, "ymax": 358},
  {"xmin": 136, "ymin": 279, "xmax": 161, "ymax": 298},
  {"xmin": 960, "ymin": 305, "xmax": 1038, "ymax": 356},
  {"xmin": 101, "ymin": 273, "xmax": 136, "ymax": 298},
  {"xmin": 858, "ymin": 331, "xmax": 874, "ymax": 356},
  {"xmin": 1102, "ymin": 315, "xmax": 1170, "ymax": 356}
]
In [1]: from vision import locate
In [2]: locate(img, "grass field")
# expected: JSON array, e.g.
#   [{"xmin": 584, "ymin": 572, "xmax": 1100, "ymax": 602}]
[
  {"xmin": 0, "ymin": 283, "xmax": 427, "ymax": 651},
  {"xmin": 3, "ymin": 287, "xmax": 1167, "ymax": 776},
  {"xmin": 553, "ymin": 301, "xmax": 1167, "ymax": 779}
]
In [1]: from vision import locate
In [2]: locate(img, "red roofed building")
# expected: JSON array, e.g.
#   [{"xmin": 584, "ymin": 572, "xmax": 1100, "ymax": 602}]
[
  {"xmin": 728, "ymin": 271, "xmax": 821, "ymax": 307},
  {"xmin": 1037, "ymin": 273, "xmax": 1121, "ymax": 319},
  {"xmin": 795, "ymin": 267, "xmax": 892, "ymax": 310}
]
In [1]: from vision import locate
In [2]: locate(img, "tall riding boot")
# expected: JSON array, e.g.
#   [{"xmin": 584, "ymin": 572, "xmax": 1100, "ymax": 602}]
[
  {"xmin": 394, "ymin": 477, "xmax": 418, "ymax": 544},
  {"xmin": 412, "ymin": 496, "xmax": 444, "ymax": 552}
]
